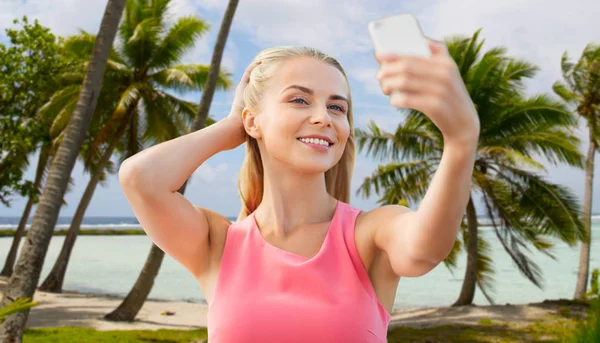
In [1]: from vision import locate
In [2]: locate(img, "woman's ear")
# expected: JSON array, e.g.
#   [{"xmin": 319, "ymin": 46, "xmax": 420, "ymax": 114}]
[{"xmin": 242, "ymin": 107, "xmax": 262, "ymax": 139}]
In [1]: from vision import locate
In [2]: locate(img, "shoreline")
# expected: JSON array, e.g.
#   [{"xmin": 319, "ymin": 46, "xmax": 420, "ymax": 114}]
[{"xmin": 1, "ymin": 276, "xmax": 590, "ymax": 332}]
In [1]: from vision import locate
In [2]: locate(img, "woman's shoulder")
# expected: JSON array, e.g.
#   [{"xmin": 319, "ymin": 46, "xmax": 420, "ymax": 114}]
[{"xmin": 354, "ymin": 204, "xmax": 413, "ymax": 233}]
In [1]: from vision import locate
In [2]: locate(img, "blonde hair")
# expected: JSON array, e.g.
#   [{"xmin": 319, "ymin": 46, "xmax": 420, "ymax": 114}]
[{"xmin": 236, "ymin": 46, "xmax": 356, "ymax": 222}]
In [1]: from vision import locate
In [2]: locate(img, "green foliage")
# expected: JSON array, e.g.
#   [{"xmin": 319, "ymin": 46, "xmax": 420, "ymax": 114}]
[
  {"xmin": 0, "ymin": 297, "xmax": 38, "ymax": 323},
  {"xmin": 0, "ymin": 17, "xmax": 72, "ymax": 207},
  {"xmin": 584, "ymin": 268, "xmax": 600, "ymax": 301},
  {"xmin": 0, "ymin": 229, "xmax": 147, "ymax": 237},
  {"xmin": 15, "ymin": 314, "xmax": 586, "ymax": 342},
  {"xmin": 478, "ymin": 318, "xmax": 493, "ymax": 326},
  {"xmin": 552, "ymin": 42, "xmax": 600, "ymax": 147},
  {"xmin": 559, "ymin": 306, "xmax": 573, "ymax": 318},
  {"xmin": 561, "ymin": 298, "xmax": 600, "ymax": 343},
  {"xmin": 385, "ymin": 317, "xmax": 579, "ymax": 342},
  {"xmin": 41, "ymin": 0, "xmax": 232, "ymax": 171},
  {"xmin": 22, "ymin": 327, "xmax": 207, "ymax": 343}
]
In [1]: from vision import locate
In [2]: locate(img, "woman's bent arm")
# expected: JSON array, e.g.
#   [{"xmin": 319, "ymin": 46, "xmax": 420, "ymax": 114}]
[{"xmin": 118, "ymin": 116, "xmax": 243, "ymax": 279}]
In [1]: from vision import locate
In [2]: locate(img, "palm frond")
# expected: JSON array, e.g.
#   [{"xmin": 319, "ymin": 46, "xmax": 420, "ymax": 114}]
[
  {"xmin": 502, "ymin": 58, "xmax": 540, "ymax": 91},
  {"xmin": 36, "ymin": 84, "xmax": 81, "ymax": 126},
  {"xmin": 139, "ymin": 89, "xmax": 187, "ymax": 144},
  {"xmin": 118, "ymin": 0, "xmax": 146, "ymax": 50},
  {"xmin": 442, "ymin": 232, "xmax": 462, "ymax": 273},
  {"xmin": 159, "ymin": 90, "xmax": 198, "ymax": 124},
  {"xmin": 356, "ymin": 159, "xmax": 438, "ymax": 206},
  {"xmin": 483, "ymin": 94, "xmax": 575, "ymax": 140},
  {"xmin": 476, "ymin": 234, "xmax": 496, "ymax": 304},
  {"xmin": 150, "ymin": 63, "xmax": 233, "ymax": 92},
  {"xmin": 479, "ymin": 183, "xmax": 544, "ymax": 288},
  {"xmin": 86, "ymin": 82, "xmax": 144, "ymax": 165},
  {"xmin": 552, "ymin": 80, "xmax": 582, "ymax": 109},
  {"xmin": 49, "ymin": 97, "xmax": 78, "ymax": 139},
  {"xmin": 490, "ymin": 164, "xmax": 584, "ymax": 244},
  {"xmin": 63, "ymin": 30, "xmax": 124, "ymax": 64},
  {"xmin": 149, "ymin": 16, "xmax": 209, "ymax": 70},
  {"xmin": 355, "ymin": 119, "xmax": 440, "ymax": 162},
  {"xmin": 478, "ymin": 146, "xmax": 545, "ymax": 170},
  {"xmin": 123, "ymin": 17, "xmax": 161, "ymax": 67}
]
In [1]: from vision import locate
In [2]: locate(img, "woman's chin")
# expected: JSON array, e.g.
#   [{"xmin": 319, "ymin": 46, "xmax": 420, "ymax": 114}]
[{"xmin": 290, "ymin": 161, "xmax": 336, "ymax": 174}]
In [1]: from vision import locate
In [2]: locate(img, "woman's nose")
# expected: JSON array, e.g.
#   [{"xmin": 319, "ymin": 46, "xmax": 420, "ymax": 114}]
[{"xmin": 310, "ymin": 107, "xmax": 333, "ymax": 126}]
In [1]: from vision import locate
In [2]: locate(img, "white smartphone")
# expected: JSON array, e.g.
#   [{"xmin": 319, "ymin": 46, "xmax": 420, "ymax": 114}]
[{"xmin": 367, "ymin": 13, "xmax": 430, "ymax": 57}]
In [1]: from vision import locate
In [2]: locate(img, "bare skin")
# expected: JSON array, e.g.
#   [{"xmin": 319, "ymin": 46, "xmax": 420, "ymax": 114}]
[
  {"xmin": 120, "ymin": 41, "xmax": 478, "ymax": 317},
  {"xmin": 197, "ymin": 205, "xmax": 404, "ymax": 315}
]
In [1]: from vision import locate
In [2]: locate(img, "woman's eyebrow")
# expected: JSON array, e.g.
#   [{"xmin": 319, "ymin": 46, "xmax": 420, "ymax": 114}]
[{"xmin": 281, "ymin": 84, "xmax": 348, "ymax": 104}]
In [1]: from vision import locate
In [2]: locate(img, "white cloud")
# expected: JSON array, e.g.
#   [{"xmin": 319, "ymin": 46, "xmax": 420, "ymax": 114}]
[
  {"xmin": 3, "ymin": 0, "xmax": 600, "ymax": 217},
  {"xmin": 191, "ymin": 0, "xmax": 383, "ymax": 56},
  {"xmin": 0, "ymin": 0, "xmax": 106, "ymax": 37},
  {"xmin": 418, "ymin": 0, "xmax": 600, "ymax": 96},
  {"xmin": 348, "ymin": 66, "xmax": 380, "ymax": 95},
  {"xmin": 192, "ymin": 162, "xmax": 229, "ymax": 184},
  {"xmin": 354, "ymin": 111, "xmax": 403, "ymax": 131}
]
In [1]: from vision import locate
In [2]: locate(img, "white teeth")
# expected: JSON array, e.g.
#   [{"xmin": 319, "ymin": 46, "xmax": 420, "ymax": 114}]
[{"xmin": 298, "ymin": 137, "xmax": 330, "ymax": 146}]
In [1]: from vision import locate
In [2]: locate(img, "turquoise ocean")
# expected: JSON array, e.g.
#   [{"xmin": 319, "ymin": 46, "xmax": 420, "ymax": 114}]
[{"xmin": 1, "ymin": 216, "xmax": 598, "ymax": 311}]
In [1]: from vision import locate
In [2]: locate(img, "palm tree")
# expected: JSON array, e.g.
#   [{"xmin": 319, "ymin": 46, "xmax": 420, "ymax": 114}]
[
  {"xmin": 553, "ymin": 42, "xmax": 600, "ymax": 300},
  {"xmin": 1, "ymin": 146, "xmax": 47, "ymax": 277},
  {"xmin": 104, "ymin": 0, "xmax": 240, "ymax": 321},
  {"xmin": 0, "ymin": 20, "xmax": 80, "ymax": 278},
  {"xmin": 34, "ymin": 0, "xmax": 231, "ymax": 292},
  {"xmin": 356, "ymin": 29, "xmax": 586, "ymax": 307},
  {"xmin": 0, "ymin": 0, "xmax": 126, "ymax": 341},
  {"xmin": 35, "ymin": 0, "xmax": 230, "ymax": 294},
  {"xmin": 0, "ymin": 141, "xmax": 78, "ymax": 278}
]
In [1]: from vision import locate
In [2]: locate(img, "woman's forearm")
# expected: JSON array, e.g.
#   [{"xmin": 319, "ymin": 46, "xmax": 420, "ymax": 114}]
[{"xmin": 119, "ymin": 116, "xmax": 244, "ymax": 193}]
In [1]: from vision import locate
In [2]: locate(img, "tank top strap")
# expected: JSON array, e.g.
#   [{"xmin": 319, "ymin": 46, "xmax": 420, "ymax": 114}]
[{"xmin": 337, "ymin": 202, "xmax": 389, "ymax": 320}]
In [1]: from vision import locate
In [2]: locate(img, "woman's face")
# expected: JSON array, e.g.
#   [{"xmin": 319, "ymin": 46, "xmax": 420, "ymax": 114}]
[{"xmin": 246, "ymin": 57, "xmax": 351, "ymax": 175}]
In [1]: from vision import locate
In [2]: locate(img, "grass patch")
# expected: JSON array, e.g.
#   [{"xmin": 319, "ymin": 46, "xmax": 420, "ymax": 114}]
[
  {"xmin": 558, "ymin": 306, "xmax": 572, "ymax": 318},
  {"xmin": 561, "ymin": 298, "xmax": 600, "ymax": 343},
  {"xmin": 23, "ymin": 327, "xmax": 207, "ymax": 343},
  {"xmin": 20, "ymin": 318, "xmax": 580, "ymax": 343},
  {"xmin": 0, "ymin": 229, "xmax": 147, "ymax": 237},
  {"xmin": 386, "ymin": 317, "xmax": 579, "ymax": 342},
  {"xmin": 18, "ymin": 301, "xmax": 594, "ymax": 342},
  {"xmin": 479, "ymin": 318, "xmax": 493, "ymax": 326}
]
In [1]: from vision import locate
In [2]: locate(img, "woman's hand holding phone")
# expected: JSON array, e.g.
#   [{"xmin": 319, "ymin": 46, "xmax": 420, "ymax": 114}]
[{"xmin": 369, "ymin": 14, "xmax": 480, "ymax": 145}]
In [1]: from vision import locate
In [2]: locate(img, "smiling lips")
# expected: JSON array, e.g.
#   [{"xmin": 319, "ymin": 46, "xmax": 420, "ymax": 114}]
[{"xmin": 297, "ymin": 137, "xmax": 333, "ymax": 151}]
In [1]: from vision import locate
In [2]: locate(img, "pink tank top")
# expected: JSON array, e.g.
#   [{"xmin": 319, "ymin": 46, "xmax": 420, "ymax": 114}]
[{"xmin": 206, "ymin": 200, "xmax": 391, "ymax": 342}]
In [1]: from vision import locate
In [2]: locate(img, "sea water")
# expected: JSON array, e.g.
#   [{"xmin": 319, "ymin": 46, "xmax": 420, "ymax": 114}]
[{"xmin": 0, "ymin": 217, "xmax": 598, "ymax": 311}]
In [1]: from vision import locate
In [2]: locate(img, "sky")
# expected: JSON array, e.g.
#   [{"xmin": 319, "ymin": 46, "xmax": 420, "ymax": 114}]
[{"xmin": 1, "ymin": 0, "xmax": 599, "ymax": 218}]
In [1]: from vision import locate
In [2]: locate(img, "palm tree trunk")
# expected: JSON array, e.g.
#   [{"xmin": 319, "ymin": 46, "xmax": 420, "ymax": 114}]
[
  {"xmin": 453, "ymin": 195, "xmax": 478, "ymax": 306},
  {"xmin": 0, "ymin": 146, "xmax": 49, "ymax": 277},
  {"xmin": 103, "ymin": 243, "xmax": 165, "ymax": 321},
  {"xmin": 103, "ymin": 182, "xmax": 186, "ymax": 321},
  {"xmin": 574, "ymin": 131, "xmax": 595, "ymax": 299},
  {"xmin": 192, "ymin": 0, "xmax": 239, "ymax": 131},
  {"xmin": 104, "ymin": 0, "xmax": 240, "ymax": 322},
  {"xmin": 38, "ymin": 119, "xmax": 129, "ymax": 293},
  {"xmin": 0, "ymin": 1, "xmax": 125, "ymax": 341}
]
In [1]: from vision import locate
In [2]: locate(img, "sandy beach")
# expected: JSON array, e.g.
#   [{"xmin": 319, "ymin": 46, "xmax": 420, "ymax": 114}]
[{"xmin": 0, "ymin": 276, "xmax": 588, "ymax": 332}]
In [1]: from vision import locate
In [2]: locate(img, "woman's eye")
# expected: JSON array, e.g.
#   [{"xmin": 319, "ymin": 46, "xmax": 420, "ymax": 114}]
[
  {"xmin": 290, "ymin": 98, "xmax": 345, "ymax": 113},
  {"xmin": 290, "ymin": 98, "xmax": 308, "ymax": 104},
  {"xmin": 330, "ymin": 104, "xmax": 345, "ymax": 112}
]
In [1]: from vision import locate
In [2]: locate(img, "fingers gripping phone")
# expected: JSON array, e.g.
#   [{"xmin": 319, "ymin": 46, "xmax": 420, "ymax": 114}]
[{"xmin": 367, "ymin": 13, "xmax": 431, "ymax": 57}]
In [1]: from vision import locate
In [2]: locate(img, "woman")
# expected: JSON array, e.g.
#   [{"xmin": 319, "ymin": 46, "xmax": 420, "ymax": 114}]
[{"xmin": 119, "ymin": 39, "xmax": 480, "ymax": 342}]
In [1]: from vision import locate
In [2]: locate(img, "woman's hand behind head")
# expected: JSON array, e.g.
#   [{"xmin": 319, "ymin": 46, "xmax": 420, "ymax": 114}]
[
  {"xmin": 223, "ymin": 60, "xmax": 262, "ymax": 150},
  {"xmin": 228, "ymin": 60, "xmax": 262, "ymax": 120}
]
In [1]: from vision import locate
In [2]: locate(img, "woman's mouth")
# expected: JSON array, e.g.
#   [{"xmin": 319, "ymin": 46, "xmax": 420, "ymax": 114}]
[{"xmin": 297, "ymin": 137, "xmax": 333, "ymax": 152}]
